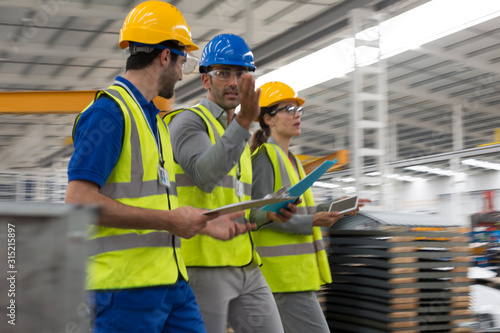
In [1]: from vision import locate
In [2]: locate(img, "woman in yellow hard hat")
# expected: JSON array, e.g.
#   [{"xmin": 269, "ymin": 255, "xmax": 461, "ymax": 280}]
[{"xmin": 249, "ymin": 81, "xmax": 360, "ymax": 333}]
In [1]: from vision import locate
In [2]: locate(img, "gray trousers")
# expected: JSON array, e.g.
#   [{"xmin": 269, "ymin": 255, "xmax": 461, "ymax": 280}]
[
  {"xmin": 187, "ymin": 264, "xmax": 284, "ymax": 333},
  {"xmin": 273, "ymin": 292, "xmax": 330, "ymax": 333}
]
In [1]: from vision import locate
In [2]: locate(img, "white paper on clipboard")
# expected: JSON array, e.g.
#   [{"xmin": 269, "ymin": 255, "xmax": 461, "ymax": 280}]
[{"xmin": 201, "ymin": 196, "xmax": 298, "ymax": 215}]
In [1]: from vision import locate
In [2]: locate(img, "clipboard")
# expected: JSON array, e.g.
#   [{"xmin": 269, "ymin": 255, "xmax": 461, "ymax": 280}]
[
  {"xmin": 261, "ymin": 159, "xmax": 337, "ymax": 213},
  {"xmin": 329, "ymin": 196, "xmax": 358, "ymax": 214},
  {"xmin": 201, "ymin": 196, "xmax": 298, "ymax": 215}
]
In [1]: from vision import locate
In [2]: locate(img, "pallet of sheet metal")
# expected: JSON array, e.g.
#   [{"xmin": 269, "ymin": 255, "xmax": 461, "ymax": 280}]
[
  {"xmin": 318, "ymin": 286, "xmax": 328, "ymax": 313},
  {"xmin": 323, "ymin": 211, "xmax": 474, "ymax": 333}
]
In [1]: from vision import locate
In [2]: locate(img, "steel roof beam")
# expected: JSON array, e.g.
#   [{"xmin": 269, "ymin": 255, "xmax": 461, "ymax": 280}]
[
  {"xmin": 420, "ymin": 45, "xmax": 500, "ymax": 77},
  {"xmin": 324, "ymin": 143, "xmax": 500, "ymax": 179},
  {"xmin": 0, "ymin": 42, "xmax": 124, "ymax": 60},
  {"xmin": 0, "ymin": 1, "xmax": 290, "ymax": 33},
  {"xmin": 174, "ymin": 0, "xmax": 387, "ymax": 103}
]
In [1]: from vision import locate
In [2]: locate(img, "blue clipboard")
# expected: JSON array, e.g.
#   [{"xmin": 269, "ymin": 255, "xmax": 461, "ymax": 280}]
[{"xmin": 261, "ymin": 159, "xmax": 337, "ymax": 213}]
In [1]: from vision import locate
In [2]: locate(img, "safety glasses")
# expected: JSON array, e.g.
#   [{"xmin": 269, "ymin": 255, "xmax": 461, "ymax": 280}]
[
  {"xmin": 167, "ymin": 48, "xmax": 199, "ymax": 74},
  {"xmin": 269, "ymin": 105, "xmax": 304, "ymax": 116},
  {"xmin": 128, "ymin": 43, "xmax": 199, "ymax": 74},
  {"xmin": 207, "ymin": 69, "xmax": 248, "ymax": 81}
]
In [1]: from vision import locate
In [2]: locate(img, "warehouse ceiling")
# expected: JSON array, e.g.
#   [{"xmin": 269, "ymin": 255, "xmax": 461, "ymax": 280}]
[{"xmin": 1, "ymin": 0, "xmax": 500, "ymax": 184}]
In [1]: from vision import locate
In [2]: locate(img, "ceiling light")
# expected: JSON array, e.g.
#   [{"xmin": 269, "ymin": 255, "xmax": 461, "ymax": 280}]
[
  {"xmin": 387, "ymin": 174, "xmax": 426, "ymax": 182},
  {"xmin": 462, "ymin": 158, "xmax": 500, "ymax": 171},
  {"xmin": 341, "ymin": 177, "xmax": 356, "ymax": 183},
  {"xmin": 256, "ymin": 0, "xmax": 500, "ymax": 91},
  {"xmin": 381, "ymin": 0, "xmax": 500, "ymax": 58},
  {"xmin": 404, "ymin": 165, "xmax": 466, "ymax": 177},
  {"xmin": 313, "ymin": 181, "xmax": 340, "ymax": 189}
]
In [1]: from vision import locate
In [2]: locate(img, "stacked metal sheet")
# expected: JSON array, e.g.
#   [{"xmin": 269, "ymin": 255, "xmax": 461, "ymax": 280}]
[
  {"xmin": 0, "ymin": 202, "xmax": 98, "ymax": 333},
  {"xmin": 324, "ymin": 211, "xmax": 473, "ymax": 333}
]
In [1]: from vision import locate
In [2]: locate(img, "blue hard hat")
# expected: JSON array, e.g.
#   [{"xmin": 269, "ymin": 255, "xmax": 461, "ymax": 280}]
[{"xmin": 199, "ymin": 34, "xmax": 256, "ymax": 73}]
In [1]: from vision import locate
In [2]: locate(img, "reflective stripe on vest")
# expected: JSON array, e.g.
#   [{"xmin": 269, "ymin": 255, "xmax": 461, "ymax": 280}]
[
  {"xmin": 100, "ymin": 179, "xmax": 178, "ymax": 198},
  {"xmin": 270, "ymin": 146, "xmax": 316, "ymax": 213},
  {"xmin": 87, "ymin": 231, "xmax": 180, "ymax": 257},
  {"xmin": 76, "ymin": 84, "xmax": 187, "ymax": 290},
  {"xmin": 251, "ymin": 143, "xmax": 332, "ymax": 292},
  {"xmin": 255, "ymin": 239, "xmax": 325, "ymax": 257},
  {"xmin": 175, "ymin": 173, "xmax": 250, "ymax": 197},
  {"xmin": 100, "ymin": 88, "xmax": 178, "ymax": 199},
  {"xmin": 164, "ymin": 105, "xmax": 259, "ymax": 267}
]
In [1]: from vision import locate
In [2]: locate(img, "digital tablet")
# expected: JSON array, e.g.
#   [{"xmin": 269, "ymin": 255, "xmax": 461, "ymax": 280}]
[{"xmin": 328, "ymin": 196, "xmax": 358, "ymax": 215}]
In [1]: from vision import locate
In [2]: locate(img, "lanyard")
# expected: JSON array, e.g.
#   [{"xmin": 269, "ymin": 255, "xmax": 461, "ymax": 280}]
[{"xmin": 114, "ymin": 81, "xmax": 165, "ymax": 167}]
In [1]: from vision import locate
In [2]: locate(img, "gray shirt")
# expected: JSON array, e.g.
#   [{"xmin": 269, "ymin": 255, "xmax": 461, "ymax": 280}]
[
  {"xmin": 169, "ymin": 98, "xmax": 251, "ymax": 193},
  {"xmin": 250, "ymin": 138, "xmax": 330, "ymax": 234}
]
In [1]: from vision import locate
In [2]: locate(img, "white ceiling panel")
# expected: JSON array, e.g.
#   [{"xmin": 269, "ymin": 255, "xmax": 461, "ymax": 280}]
[{"xmin": 0, "ymin": 0, "xmax": 499, "ymax": 186}]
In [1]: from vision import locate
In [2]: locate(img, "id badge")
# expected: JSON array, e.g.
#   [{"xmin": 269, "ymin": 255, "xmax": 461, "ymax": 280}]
[
  {"xmin": 235, "ymin": 179, "xmax": 244, "ymax": 198},
  {"xmin": 157, "ymin": 165, "xmax": 170, "ymax": 188}
]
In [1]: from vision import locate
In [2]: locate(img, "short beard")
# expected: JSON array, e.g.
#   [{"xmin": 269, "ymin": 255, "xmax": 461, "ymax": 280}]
[
  {"xmin": 158, "ymin": 62, "xmax": 177, "ymax": 99},
  {"xmin": 209, "ymin": 77, "xmax": 239, "ymax": 110}
]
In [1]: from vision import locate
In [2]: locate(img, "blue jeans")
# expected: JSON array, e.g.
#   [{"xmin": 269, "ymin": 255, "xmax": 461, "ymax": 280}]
[{"xmin": 88, "ymin": 280, "xmax": 206, "ymax": 333}]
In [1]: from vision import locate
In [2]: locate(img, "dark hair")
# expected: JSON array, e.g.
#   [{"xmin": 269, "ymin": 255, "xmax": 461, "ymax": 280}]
[
  {"xmin": 125, "ymin": 40, "xmax": 182, "ymax": 71},
  {"xmin": 250, "ymin": 105, "xmax": 278, "ymax": 153}
]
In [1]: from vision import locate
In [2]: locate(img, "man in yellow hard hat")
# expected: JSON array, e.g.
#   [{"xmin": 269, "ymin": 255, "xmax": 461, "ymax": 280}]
[{"xmin": 65, "ymin": 2, "xmax": 254, "ymax": 332}]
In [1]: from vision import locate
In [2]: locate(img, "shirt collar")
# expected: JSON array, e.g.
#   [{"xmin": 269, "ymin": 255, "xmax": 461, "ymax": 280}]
[
  {"xmin": 199, "ymin": 98, "xmax": 229, "ymax": 129},
  {"xmin": 114, "ymin": 76, "xmax": 160, "ymax": 117},
  {"xmin": 268, "ymin": 137, "xmax": 279, "ymax": 146},
  {"xmin": 199, "ymin": 98, "xmax": 225, "ymax": 118}
]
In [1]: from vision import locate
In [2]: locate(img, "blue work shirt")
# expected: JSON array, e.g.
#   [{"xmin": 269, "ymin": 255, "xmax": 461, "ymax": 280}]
[{"xmin": 68, "ymin": 76, "xmax": 161, "ymax": 187}]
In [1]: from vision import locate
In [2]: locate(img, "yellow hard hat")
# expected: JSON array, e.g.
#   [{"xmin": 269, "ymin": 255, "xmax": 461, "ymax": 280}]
[
  {"xmin": 119, "ymin": 1, "xmax": 198, "ymax": 51},
  {"xmin": 259, "ymin": 81, "xmax": 305, "ymax": 108}
]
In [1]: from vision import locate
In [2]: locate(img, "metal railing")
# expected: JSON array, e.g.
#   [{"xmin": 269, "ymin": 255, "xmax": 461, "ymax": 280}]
[{"xmin": 0, "ymin": 171, "xmax": 67, "ymax": 203}]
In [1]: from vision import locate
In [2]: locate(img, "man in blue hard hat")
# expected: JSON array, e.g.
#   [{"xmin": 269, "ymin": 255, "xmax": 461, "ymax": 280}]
[{"xmin": 165, "ymin": 34, "xmax": 295, "ymax": 333}]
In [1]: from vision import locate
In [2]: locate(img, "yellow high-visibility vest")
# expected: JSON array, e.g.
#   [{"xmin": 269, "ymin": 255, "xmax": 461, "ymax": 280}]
[
  {"xmin": 251, "ymin": 143, "xmax": 332, "ymax": 292},
  {"xmin": 74, "ymin": 84, "xmax": 188, "ymax": 290},
  {"xmin": 164, "ymin": 105, "xmax": 260, "ymax": 267}
]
